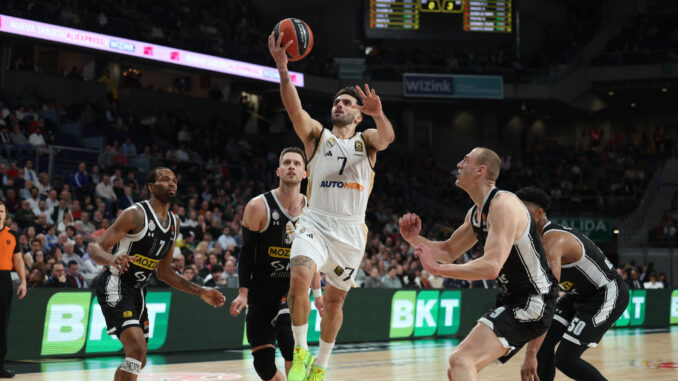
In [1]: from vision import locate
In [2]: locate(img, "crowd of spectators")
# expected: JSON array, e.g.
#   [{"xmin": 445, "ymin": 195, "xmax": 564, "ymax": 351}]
[
  {"xmin": 649, "ymin": 190, "xmax": 678, "ymax": 245},
  {"xmin": 1, "ymin": 82, "xmax": 675, "ymax": 290},
  {"xmin": 596, "ymin": 1, "xmax": 678, "ymax": 66}
]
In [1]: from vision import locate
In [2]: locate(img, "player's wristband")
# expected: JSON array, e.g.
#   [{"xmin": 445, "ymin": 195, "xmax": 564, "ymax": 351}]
[{"xmin": 313, "ymin": 288, "xmax": 322, "ymax": 298}]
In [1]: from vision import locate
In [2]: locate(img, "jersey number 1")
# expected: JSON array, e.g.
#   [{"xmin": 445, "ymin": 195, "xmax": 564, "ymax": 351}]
[{"xmin": 338, "ymin": 156, "xmax": 347, "ymax": 175}]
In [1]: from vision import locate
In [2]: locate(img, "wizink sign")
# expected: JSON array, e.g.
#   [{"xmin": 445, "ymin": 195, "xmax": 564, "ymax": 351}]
[
  {"xmin": 389, "ymin": 290, "xmax": 461, "ymax": 338},
  {"xmin": 403, "ymin": 73, "xmax": 503, "ymax": 99},
  {"xmin": 41, "ymin": 292, "xmax": 171, "ymax": 355}
]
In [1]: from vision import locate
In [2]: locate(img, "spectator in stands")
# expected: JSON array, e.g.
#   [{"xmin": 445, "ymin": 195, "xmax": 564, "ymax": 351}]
[
  {"xmin": 15, "ymin": 200, "xmax": 37, "ymax": 228},
  {"xmin": 35, "ymin": 172, "xmax": 50, "ymax": 196},
  {"xmin": 79, "ymin": 212, "xmax": 95, "ymax": 235},
  {"xmin": 18, "ymin": 180, "xmax": 32, "ymax": 201},
  {"xmin": 95, "ymin": 174, "xmax": 116, "ymax": 213},
  {"xmin": 45, "ymin": 190, "xmax": 59, "ymax": 211},
  {"xmin": 28, "ymin": 126, "xmax": 47, "ymax": 149},
  {"xmin": 51, "ymin": 198, "xmax": 71, "ymax": 227},
  {"xmin": 25, "ymin": 186, "xmax": 40, "ymax": 214},
  {"xmin": 57, "ymin": 213, "xmax": 74, "ymax": 235},
  {"xmin": 121, "ymin": 137, "xmax": 137, "ymax": 156},
  {"xmin": 22, "ymin": 160, "xmax": 37, "ymax": 183},
  {"xmin": 3, "ymin": 189, "xmax": 19, "ymax": 215},
  {"xmin": 643, "ymin": 273, "xmax": 664, "ymax": 289},
  {"xmin": 364, "ymin": 268, "xmax": 385, "ymax": 288},
  {"xmin": 65, "ymin": 260, "xmax": 87, "ymax": 288},
  {"xmin": 0, "ymin": 125, "xmax": 10, "ymax": 146},
  {"xmin": 9, "ymin": 124, "xmax": 30, "ymax": 147},
  {"xmin": 35, "ymin": 206, "xmax": 53, "ymax": 227},
  {"xmin": 627, "ymin": 269, "xmax": 644, "ymax": 289},
  {"xmin": 28, "ymin": 266, "xmax": 46, "ymax": 288},
  {"xmin": 381, "ymin": 265, "xmax": 403, "ymax": 288},
  {"xmin": 45, "ymin": 262, "xmax": 70, "ymax": 287},
  {"xmin": 193, "ymin": 252, "xmax": 209, "ymax": 278},
  {"xmin": 91, "ymin": 217, "xmax": 110, "ymax": 239},
  {"xmin": 61, "ymin": 241, "xmax": 84, "ymax": 269},
  {"xmin": 204, "ymin": 264, "xmax": 226, "ymax": 287},
  {"xmin": 117, "ymin": 185, "xmax": 134, "ymax": 211},
  {"xmin": 73, "ymin": 162, "xmax": 89, "ymax": 195},
  {"xmin": 182, "ymin": 265, "xmax": 203, "ymax": 286},
  {"xmin": 222, "ymin": 258, "xmax": 238, "ymax": 287}
]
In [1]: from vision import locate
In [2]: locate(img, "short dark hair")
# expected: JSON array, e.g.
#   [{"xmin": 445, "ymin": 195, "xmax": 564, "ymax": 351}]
[
  {"xmin": 31, "ymin": 239, "xmax": 41, "ymax": 245},
  {"xmin": 67, "ymin": 260, "xmax": 78, "ymax": 267},
  {"xmin": 211, "ymin": 264, "xmax": 224, "ymax": 274},
  {"xmin": 516, "ymin": 187, "xmax": 551, "ymax": 211},
  {"xmin": 146, "ymin": 167, "xmax": 173, "ymax": 198},
  {"xmin": 279, "ymin": 146, "xmax": 306, "ymax": 166},
  {"xmin": 333, "ymin": 86, "xmax": 363, "ymax": 106}
]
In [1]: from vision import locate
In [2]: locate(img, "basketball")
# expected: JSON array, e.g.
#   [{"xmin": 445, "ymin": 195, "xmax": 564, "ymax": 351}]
[{"xmin": 273, "ymin": 18, "xmax": 314, "ymax": 61}]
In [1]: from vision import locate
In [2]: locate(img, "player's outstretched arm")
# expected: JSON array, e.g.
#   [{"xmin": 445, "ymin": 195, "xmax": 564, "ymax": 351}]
[
  {"xmin": 157, "ymin": 216, "xmax": 226, "ymax": 307},
  {"xmin": 400, "ymin": 210, "xmax": 477, "ymax": 263},
  {"xmin": 417, "ymin": 197, "xmax": 516, "ymax": 280},
  {"xmin": 90, "ymin": 206, "xmax": 141, "ymax": 272},
  {"xmin": 355, "ymin": 84, "xmax": 395, "ymax": 152},
  {"xmin": 268, "ymin": 31, "xmax": 322, "ymax": 151}
]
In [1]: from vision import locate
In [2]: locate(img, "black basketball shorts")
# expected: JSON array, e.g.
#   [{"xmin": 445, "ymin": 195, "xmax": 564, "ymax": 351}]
[
  {"xmin": 96, "ymin": 271, "xmax": 149, "ymax": 340},
  {"xmin": 553, "ymin": 277, "xmax": 629, "ymax": 347},
  {"xmin": 479, "ymin": 293, "xmax": 557, "ymax": 363}
]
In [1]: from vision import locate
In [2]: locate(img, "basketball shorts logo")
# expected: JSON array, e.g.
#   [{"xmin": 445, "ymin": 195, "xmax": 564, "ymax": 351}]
[
  {"xmin": 123, "ymin": 311, "xmax": 133, "ymax": 318},
  {"xmin": 334, "ymin": 266, "xmax": 344, "ymax": 276}
]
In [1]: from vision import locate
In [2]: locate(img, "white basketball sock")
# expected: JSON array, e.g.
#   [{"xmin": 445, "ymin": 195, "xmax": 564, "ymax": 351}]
[
  {"xmin": 292, "ymin": 324, "xmax": 309, "ymax": 350},
  {"xmin": 314, "ymin": 338, "xmax": 335, "ymax": 369}
]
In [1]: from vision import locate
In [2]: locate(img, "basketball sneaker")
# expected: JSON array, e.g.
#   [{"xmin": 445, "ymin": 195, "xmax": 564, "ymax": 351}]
[
  {"xmin": 307, "ymin": 365, "xmax": 326, "ymax": 381},
  {"xmin": 288, "ymin": 346, "xmax": 314, "ymax": 381}
]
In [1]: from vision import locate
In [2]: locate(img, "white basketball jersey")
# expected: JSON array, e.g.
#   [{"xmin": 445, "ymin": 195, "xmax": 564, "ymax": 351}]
[{"xmin": 306, "ymin": 129, "xmax": 375, "ymax": 218}]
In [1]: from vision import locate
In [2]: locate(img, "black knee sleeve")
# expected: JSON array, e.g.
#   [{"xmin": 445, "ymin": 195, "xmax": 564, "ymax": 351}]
[
  {"xmin": 275, "ymin": 313, "xmax": 294, "ymax": 361},
  {"xmin": 252, "ymin": 347, "xmax": 277, "ymax": 380}
]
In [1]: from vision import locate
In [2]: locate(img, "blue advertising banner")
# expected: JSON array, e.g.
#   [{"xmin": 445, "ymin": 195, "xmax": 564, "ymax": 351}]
[{"xmin": 403, "ymin": 73, "xmax": 503, "ymax": 99}]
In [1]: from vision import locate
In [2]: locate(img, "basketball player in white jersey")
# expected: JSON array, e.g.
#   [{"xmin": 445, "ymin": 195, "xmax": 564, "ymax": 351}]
[
  {"xmin": 269, "ymin": 31, "xmax": 395, "ymax": 381},
  {"xmin": 399, "ymin": 148, "xmax": 557, "ymax": 381}
]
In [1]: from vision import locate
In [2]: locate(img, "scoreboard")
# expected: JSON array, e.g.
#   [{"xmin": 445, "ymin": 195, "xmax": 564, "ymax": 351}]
[
  {"xmin": 365, "ymin": 0, "xmax": 513, "ymax": 38},
  {"xmin": 369, "ymin": 0, "xmax": 420, "ymax": 30},
  {"xmin": 463, "ymin": 0, "xmax": 512, "ymax": 33}
]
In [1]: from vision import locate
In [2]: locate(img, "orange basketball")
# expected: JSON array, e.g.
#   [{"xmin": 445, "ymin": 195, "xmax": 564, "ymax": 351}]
[{"xmin": 273, "ymin": 18, "xmax": 314, "ymax": 62}]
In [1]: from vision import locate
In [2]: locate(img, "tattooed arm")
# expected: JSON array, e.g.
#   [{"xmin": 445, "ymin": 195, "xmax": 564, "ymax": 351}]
[{"xmin": 157, "ymin": 215, "xmax": 226, "ymax": 307}]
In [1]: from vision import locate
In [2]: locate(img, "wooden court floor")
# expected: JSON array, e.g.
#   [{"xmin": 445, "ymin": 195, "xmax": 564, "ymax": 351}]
[{"xmin": 11, "ymin": 328, "xmax": 678, "ymax": 380}]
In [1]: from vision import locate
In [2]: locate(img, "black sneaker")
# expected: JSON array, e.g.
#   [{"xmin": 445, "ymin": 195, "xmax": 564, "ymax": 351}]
[{"xmin": 0, "ymin": 368, "xmax": 15, "ymax": 378}]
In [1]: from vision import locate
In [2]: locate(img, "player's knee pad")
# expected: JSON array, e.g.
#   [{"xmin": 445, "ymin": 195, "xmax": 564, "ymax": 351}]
[
  {"xmin": 252, "ymin": 347, "xmax": 277, "ymax": 380},
  {"xmin": 275, "ymin": 314, "xmax": 294, "ymax": 361}
]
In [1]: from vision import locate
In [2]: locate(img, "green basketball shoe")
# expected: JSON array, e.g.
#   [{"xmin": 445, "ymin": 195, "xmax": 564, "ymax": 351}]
[
  {"xmin": 288, "ymin": 346, "xmax": 314, "ymax": 381},
  {"xmin": 307, "ymin": 365, "xmax": 326, "ymax": 381}
]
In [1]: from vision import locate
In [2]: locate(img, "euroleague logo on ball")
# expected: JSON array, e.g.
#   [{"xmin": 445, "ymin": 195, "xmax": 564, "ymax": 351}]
[{"xmin": 273, "ymin": 18, "xmax": 314, "ymax": 61}]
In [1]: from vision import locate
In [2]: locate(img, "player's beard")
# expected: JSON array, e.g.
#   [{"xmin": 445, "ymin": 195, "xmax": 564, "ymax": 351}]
[{"xmin": 331, "ymin": 112, "xmax": 354, "ymax": 127}]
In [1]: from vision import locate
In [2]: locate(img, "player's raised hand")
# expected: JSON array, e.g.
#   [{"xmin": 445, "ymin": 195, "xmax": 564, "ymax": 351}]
[
  {"xmin": 110, "ymin": 253, "xmax": 136, "ymax": 274},
  {"xmin": 352, "ymin": 84, "xmax": 383, "ymax": 117},
  {"xmin": 399, "ymin": 213, "xmax": 422, "ymax": 242},
  {"xmin": 200, "ymin": 288, "xmax": 227, "ymax": 308},
  {"xmin": 415, "ymin": 244, "xmax": 439, "ymax": 275},
  {"xmin": 230, "ymin": 294, "xmax": 247, "ymax": 316},
  {"xmin": 268, "ymin": 31, "xmax": 293, "ymax": 68}
]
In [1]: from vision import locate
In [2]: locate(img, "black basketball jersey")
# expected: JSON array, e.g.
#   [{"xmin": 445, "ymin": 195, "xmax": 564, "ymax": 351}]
[
  {"xmin": 109, "ymin": 201, "xmax": 177, "ymax": 288},
  {"xmin": 249, "ymin": 191, "xmax": 304, "ymax": 293},
  {"xmin": 542, "ymin": 221, "xmax": 618, "ymax": 300},
  {"xmin": 470, "ymin": 188, "xmax": 557, "ymax": 299}
]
